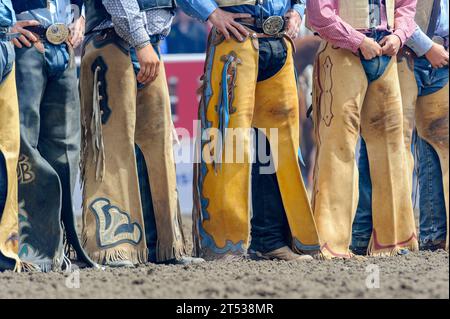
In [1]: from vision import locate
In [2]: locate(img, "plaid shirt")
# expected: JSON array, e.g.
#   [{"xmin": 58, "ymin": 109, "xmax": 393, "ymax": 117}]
[
  {"xmin": 306, "ymin": 0, "xmax": 417, "ymax": 53},
  {"xmin": 97, "ymin": 0, "xmax": 174, "ymax": 48}
]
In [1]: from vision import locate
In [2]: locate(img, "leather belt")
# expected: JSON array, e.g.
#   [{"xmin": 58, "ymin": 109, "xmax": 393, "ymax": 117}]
[
  {"xmin": 236, "ymin": 16, "xmax": 286, "ymax": 36},
  {"xmin": 24, "ymin": 24, "xmax": 70, "ymax": 45},
  {"xmin": 83, "ymin": 28, "xmax": 131, "ymax": 57}
]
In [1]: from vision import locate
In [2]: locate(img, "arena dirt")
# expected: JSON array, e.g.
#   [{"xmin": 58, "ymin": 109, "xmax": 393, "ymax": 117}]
[{"xmin": 0, "ymin": 217, "xmax": 448, "ymax": 299}]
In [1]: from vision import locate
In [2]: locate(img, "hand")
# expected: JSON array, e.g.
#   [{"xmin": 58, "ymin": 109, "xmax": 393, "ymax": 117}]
[
  {"xmin": 69, "ymin": 16, "xmax": 85, "ymax": 49},
  {"xmin": 380, "ymin": 34, "xmax": 401, "ymax": 56},
  {"xmin": 359, "ymin": 36, "xmax": 383, "ymax": 60},
  {"xmin": 136, "ymin": 44, "xmax": 160, "ymax": 85},
  {"xmin": 208, "ymin": 8, "xmax": 251, "ymax": 41},
  {"xmin": 284, "ymin": 9, "xmax": 301, "ymax": 39},
  {"xmin": 11, "ymin": 20, "xmax": 40, "ymax": 48},
  {"xmin": 425, "ymin": 43, "xmax": 449, "ymax": 68}
]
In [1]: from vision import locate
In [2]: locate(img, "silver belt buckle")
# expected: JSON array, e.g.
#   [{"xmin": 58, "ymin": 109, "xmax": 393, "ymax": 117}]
[
  {"xmin": 262, "ymin": 16, "xmax": 285, "ymax": 36},
  {"xmin": 46, "ymin": 23, "xmax": 70, "ymax": 45}
]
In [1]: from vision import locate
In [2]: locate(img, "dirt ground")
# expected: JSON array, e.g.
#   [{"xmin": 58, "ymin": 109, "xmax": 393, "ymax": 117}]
[{"xmin": 0, "ymin": 217, "xmax": 448, "ymax": 299}]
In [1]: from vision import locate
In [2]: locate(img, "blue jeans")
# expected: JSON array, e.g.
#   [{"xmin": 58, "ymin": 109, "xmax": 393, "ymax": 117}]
[
  {"xmin": 249, "ymin": 38, "xmax": 291, "ymax": 254},
  {"xmin": 353, "ymin": 55, "xmax": 449, "ymax": 250},
  {"xmin": 0, "ymin": 40, "xmax": 14, "ymax": 84},
  {"xmin": 15, "ymin": 41, "xmax": 93, "ymax": 270},
  {"xmin": 249, "ymin": 129, "xmax": 290, "ymax": 253},
  {"xmin": 417, "ymin": 135, "xmax": 447, "ymax": 246}
]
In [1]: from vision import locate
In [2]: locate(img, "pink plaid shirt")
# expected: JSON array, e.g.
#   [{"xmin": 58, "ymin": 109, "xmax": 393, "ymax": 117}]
[{"xmin": 307, "ymin": 0, "xmax": 417, "ymax": 53}]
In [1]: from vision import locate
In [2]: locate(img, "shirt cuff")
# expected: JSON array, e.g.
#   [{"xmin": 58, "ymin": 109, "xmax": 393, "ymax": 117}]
[
  {"xmin": 178, "ymin": 1, "xmax": 218, "ymax": 22},
  {"xmin": 393, "ymin": 29, "xmax": 408, "ymax": 47},
  {"xmin": 407, "ymin": 28, "xmax": 434, "ymax": 57},
  {"xmin": 349, "ymin": 31, "xmax": 366, "ymax": 53},
  {"xmin": 128, "ymin": 26, "xmax": 151, "ymax": 49},
  {"xmin": 200, "ymin": 1, "xmax": 218, "ymax": 21},
  {"xmin": 292, "ymin": 4, "xmax": 306, "ymax": 19}
]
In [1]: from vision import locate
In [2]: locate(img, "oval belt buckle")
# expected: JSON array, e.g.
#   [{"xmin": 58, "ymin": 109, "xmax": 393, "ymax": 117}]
[
  {"xmin": 46, "ymin": 23, "xmax": 70, "ymax": 45},
  {"xmin": 262, "ymin": 16, "xmax": 285, "ymax": 36}
]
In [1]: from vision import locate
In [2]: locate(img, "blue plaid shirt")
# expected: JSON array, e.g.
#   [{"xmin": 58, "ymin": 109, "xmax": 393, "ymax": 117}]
[{"xmin": 93, "ymin": 0, "xmax": 174, "ymax": 49}]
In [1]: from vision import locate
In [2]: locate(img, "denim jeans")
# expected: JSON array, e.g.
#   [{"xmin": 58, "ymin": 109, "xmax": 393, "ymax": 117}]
[
  {"xmin": 249, "ymin": 129, "xmax": 291, "ymax": 253},
  {"xmin": 136, "ymin": 145, "xmax": 158, "ymax": 262},
  {"xmin": 0, "ymin": 40, "xmax": 14, "ymax": 84},
  {"xmin": 417, "ymin": 135, "xmax": 447, "ymax": 246},
  {"xmin": 248, "ymin": 38, "xmax": 291, "ymax": 254},
  {"xmin": 353, "ymin": 55, "xmax": 449, "ymax": 250},
  {"xmin": 15, "ymin": 42, "xmax": 87, "ymax": 270}
]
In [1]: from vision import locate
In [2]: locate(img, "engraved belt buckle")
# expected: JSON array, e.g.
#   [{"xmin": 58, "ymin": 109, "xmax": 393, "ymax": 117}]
[
  {"xmin": 46, "ymin": 23, "xmax": 70, "ymax": 45},
  {"xmin": 262, "ymin": 16, "xmax": 285, "ymax": 36}
]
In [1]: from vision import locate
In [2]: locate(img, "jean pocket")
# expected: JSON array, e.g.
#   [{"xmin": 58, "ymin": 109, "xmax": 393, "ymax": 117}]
[{"xmin": 5, "ymin": 41, "xmax": 15, "ymax": 69}]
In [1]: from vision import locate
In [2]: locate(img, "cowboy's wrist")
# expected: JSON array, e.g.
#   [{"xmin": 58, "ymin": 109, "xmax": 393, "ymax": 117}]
[{"xmin": 135, "ymin": 40, "xmax": 151, "ymax": 51}]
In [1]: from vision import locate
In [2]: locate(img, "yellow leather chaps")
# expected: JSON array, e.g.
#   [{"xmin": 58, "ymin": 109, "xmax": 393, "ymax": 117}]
[
  {"xmin": 193, "ymin": 29, "xmax": 320, "ymax": 260},
  {"xmin": 0, "ymin": 67, "xmax": 21, "ymax": 271}
]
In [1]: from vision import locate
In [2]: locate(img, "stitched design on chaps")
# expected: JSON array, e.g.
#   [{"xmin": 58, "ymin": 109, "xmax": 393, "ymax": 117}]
[
  {"xmin": 320, "ymin": 56, "xmax": 334, "ymax": 127},
  {"xmin": 91, "ymin": 57, "xmax": 111, "ymax": 124},
  {"xmin": 90, "ymin": 57, "xmax": 109, "ymax": 181},
  {"xmin": 18, "ymin": 201, "xmax": 53, "ymax": 271},
  {"xmin": 17, "ymin": 154, "xmax": 35, "ymax": 184},
  {"xmin": 214, "ymin": 51, "xmax": 241, "ymax": 173},
  {"xmin": 89, "ymin": 198, "xmax": 143, "ymax": 249},
  {"xmin": 371, "ymin": 229, "xmax": 418, "ymax": 251},
  {"xmin": 193, "ymin": 35, "xmax": 246, "ymax": 258}
]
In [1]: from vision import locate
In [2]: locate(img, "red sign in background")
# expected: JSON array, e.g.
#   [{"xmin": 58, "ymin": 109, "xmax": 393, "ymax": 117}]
[{"xmin": 164, "ymin": 54, "xmax": 206, "ymax": 137}]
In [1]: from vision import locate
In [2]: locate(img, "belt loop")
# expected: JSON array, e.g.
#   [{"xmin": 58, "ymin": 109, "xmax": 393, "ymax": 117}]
[{"xmin": 256, "ymin": 0, "xmax": 264, "ymax": 29}]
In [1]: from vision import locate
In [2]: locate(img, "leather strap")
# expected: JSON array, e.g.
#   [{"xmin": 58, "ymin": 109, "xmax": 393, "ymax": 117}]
[
  {"xmin": 236, "ymin": 17, "xmax": 286, "ymax": 34},
  {"xmin": 24, "ymin": 25, "xmax": 48, "ymax": 39}
]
